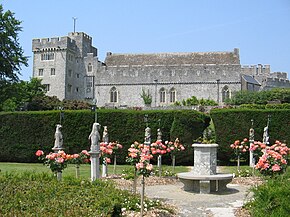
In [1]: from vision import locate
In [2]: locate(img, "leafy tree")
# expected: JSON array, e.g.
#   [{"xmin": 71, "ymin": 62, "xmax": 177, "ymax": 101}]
[
  {"xmin": 226, "ymin": 88, "xmax": 290, "ymax": 105},
  {"xmin": 0, "ymin": 78, "xmax": 46, "ymax": 111},
  {"xmin": 0, "ymin": 4, "xmax": 28, "ymax": 83}
]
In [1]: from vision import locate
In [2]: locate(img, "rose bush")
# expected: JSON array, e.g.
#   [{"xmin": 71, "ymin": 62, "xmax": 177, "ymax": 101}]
[
  {"xmin": 126, "ymin": 142, "xmax": 154, "ymax": 177},
  {"xmin": 36, "ymin": 150, "xmax": 71, "ymax": 173},
  {"xmin": 255, "ymin": 140, "xmax": 289, "ymax": 176}
]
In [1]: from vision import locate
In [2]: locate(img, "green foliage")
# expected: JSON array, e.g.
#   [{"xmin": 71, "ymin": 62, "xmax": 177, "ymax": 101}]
[
  {"xmin": 246, "ymin": 169, "xmax": 290, "ymax": 217},
  {"xmin": 210, "ymin": 108, "xmax": 290, "ymax": 165},
  {"xmin": 227, "ymin": 88, "xmax": 290, "ymax": 105},
  {"xmin": 2, "ymin": 97, "xmax": 17, "ymax": 111},
  {"xmin": 0, "ymin": 172, "xmax": 169, "ymax": 216},
  {"xmin": 140, "ymin": 89, "xmax": 152, "ymax": 105},
  {"xmin": 240, "ymin": 103, "xmax": 290, "ymax": 110},
  {"xmin": 175, "ymin": 95, "xmax": 218, "ymax": 106},
  {"xmin": 0, "ymin": 4, "xmax": 28, "ymax": 82},
  {"xmin": 0, "ymin": 78, "xmax": 46, "ymax": 111},
  {"xmin": 0, "ymin": 109, "xmax": 209, "ymax": 165}
]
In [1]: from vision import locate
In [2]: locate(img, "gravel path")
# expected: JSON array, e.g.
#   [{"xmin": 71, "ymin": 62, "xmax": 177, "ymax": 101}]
[
  {"xmin": 112, "ymin": 176, "xmax": 261, "ymax": 216},
  {"xmin": 140, "ymin": 182, "xmax": 252, "ymax": 217}
]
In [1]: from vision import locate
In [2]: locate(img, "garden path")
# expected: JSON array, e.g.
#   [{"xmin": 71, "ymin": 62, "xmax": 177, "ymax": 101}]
[{"xmin": 139, "ymin": 181, "xmax": 252, "ymax": 217}]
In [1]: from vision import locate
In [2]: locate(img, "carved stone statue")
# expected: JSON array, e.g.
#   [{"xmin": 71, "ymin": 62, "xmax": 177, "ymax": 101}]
[
  {"xmin": 157, "ymin": 128, "xmax": 162, "ymax": 141},
  {"xmin": 144, "ymin": 126, "xmax": 151, "ymax": 144},
  {"xmin": 102, "ymin": 126, "xmax": 109, "ymax": 143},
  {"xmin": 249, "ymin": 128, "xmax": 254, "ymax": 142},
  {"xmin": 262, "ymin": 126, "xmax": 269, "ymax": 145},
  {"xmin": 89, "ymin": 123, "xmax": 100, "ymax": 152},
  {"xmin": 54, "ymin": 124, "xmax": 63, "ymax": 149}
]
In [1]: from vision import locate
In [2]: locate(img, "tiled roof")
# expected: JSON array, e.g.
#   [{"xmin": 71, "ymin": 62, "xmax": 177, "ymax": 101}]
[
  {"xmin": 105, "ymin": 51, "xmax": 240, "ymax": 66},
  {"xmin": 242, "ymin": 74, "xmax": 261, "ymax": 85}
]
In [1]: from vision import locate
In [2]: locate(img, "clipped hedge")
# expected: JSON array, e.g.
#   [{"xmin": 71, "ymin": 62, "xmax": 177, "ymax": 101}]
[
  {"xmin": 210, "ymin": 108, "xmax": 290, "ymax": 165},
  {"xmin": 0, "ymin": 109, "xmax": 210, "ymax": 165}
]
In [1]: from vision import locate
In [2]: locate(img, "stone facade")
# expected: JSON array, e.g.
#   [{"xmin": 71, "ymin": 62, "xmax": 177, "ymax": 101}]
[{"xmin": 32, "ymin": 32, "xmax": 290, "ymax": 107}]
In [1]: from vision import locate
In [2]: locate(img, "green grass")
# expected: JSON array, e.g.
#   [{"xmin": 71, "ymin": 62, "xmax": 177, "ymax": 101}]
[{"xmin": 0, "ymin": 162, "xmax": 190, "ymax": 179}]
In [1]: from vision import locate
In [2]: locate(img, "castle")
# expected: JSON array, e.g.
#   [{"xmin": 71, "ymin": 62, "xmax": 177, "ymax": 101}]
[{"xmin": 32, "ymin": 32, "xmax": 290, "ymax": 107}]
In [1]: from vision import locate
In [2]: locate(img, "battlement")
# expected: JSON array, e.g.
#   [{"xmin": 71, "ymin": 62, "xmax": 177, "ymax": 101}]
[
  {"xmin": 270, "ymin": 72, "xmax": 288, "ymax": 79},
  {"xmin": 68, "ymin": 32, "xmax": 92, "ymax": 41},
  {"xmin": 32, "ymin": 36, "xmax": 76, "ymax": 51},
  {"xmin": 241, "ymin": 64, "xmax": 270, "ymax": 76}
]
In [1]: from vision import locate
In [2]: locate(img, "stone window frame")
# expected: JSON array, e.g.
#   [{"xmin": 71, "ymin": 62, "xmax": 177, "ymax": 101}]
[
  {"xmin": 43, "ymin": 84, "xmax": 50, "ymax": 92},
  {"xmin": 169, "ymin": 88, "xmax": 176, "ymax": 103},
  {"xmin": 41, "ymin": 52, "xmax": 54, "ymax": 61},
  {"xmin": 88, "ymin": 63, "xmax": 93, "ymax": 72},
  {"xmin": 222, "ymin": 85, "xmax": 230, "ymax": 102},
  {"xmin": 38, "ymin": 68, "xmax": 44, "ymax": 76},
  {"xmin": 159, "ymin": 87, "xmax": 166, "ymax": 103},
  {"xmin": 67, "ymin": 84, "xmax": 72, "ymax": 93},
  {"xmin": 68, "ymin": 69, "xmax": 72, "ymax": 77},
  {"xmin": 51, "ymin": 68, "xmax": 56, "ymax": 76},
  {"xmin": 110, "ymin": 87, "xmax": 118, "ymax": 103}
]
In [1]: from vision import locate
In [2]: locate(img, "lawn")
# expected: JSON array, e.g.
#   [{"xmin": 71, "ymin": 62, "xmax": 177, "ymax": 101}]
[{"xmin": 0, "ymin": 162, "xmax": 190, "ymax": 178}]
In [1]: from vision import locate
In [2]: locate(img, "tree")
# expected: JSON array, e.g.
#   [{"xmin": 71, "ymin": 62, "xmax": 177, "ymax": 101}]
[
  {"xmin": 0, "ymin": 4, "xmax": 28, "ymax": 83},
  {"xmin": 0, "ymin": 77, "xmax": 46, "ymax": 111}
]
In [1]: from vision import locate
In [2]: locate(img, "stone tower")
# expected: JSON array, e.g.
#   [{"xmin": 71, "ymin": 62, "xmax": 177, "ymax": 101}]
[{"xmin": 32, "ymin": 32, "xmax": 99, "ymax": 100}]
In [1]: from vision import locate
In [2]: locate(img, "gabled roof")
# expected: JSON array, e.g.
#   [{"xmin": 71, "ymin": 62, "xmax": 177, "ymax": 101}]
[
  {"xmin": 105, "ymin": 50, "xmax": 240, "ymax": 66},
  {"xmin": 242, "ymin": 74, "xmax": 261, "ymax": 85}
]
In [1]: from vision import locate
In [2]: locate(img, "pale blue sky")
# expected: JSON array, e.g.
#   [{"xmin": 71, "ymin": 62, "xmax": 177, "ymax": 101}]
[{"xmin": 2, "ymin": 0, "xmax": 290, "ymax": 81}]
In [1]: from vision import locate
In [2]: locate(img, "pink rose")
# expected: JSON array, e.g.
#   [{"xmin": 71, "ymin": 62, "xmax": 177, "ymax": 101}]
[
  {"xmin": 146, "ymin": 164, "xmax": 153, "ymax": 171},
  {"xmin": 136, "ymin": 162, "xmax": 144, "ymax": 169},
  {"xmin": 81, "ymin": 150, "xmax": 90, "ymax": 156},
  {"xmin": 35, "ymin": 150, "xmax": 44, "ymax": 157},
  {"xmin": 106, "ymin": 158, "xmax": 111, "ymax": 164},
  {"xmin": 73, "ymin": 154, "xmax": 79, "ymax": 158},
  {"xmin": 57, "ymin": 158, "xmax": 64, "ymax": 163},
  {"xmin": 271, "ymin": 164, "xmax": 281, "ymax": 172}
]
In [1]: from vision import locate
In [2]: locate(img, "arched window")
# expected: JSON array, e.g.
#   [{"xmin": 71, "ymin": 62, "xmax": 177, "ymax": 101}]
[
  {"xmin": 110, "ymin": 87, "xmax": 118, "ymax": 103},
  {"xmin": 222, "ymin": 86, "xmax": 230, "ymax": 102},
  {"xmin": 169, "ymin": 88, "xmax": 176, "ymax": 103},
  {"xmin": 88, "ymin": 63, "xmax": 92, "ymax": 72},
  {"xmin": 159, "ymin": 88, "xmax": 166, "ymax": 103}
]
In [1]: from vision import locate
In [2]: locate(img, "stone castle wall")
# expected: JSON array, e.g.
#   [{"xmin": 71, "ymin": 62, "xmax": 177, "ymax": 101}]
[
  {"xmin": 32, "ymin": 32, "xmax": 289, "ymax": 106},
  {"xmin": 95, "ymin": 64, "xmax": 241, "ymax": 107}
]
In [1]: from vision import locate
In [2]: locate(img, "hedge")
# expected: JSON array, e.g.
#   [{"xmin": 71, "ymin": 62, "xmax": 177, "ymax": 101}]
[
  {"xmin": 0, "ymin": 109, "xmax": 210, "ymax": 165},
  {"xmin": 210, "ymin": 108, "xmax": 290, "ymax": 165}
]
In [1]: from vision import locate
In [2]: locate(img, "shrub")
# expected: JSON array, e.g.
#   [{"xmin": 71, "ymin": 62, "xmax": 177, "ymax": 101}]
[
  {"xmin": 0, "ymin": 109, "xmax": 210, "ymax": 164},
  {"xmin": 210, "ymin": 108, "xmax": 290, "ymax": 165},
  {"xmin": 0, "ymin": 172, "xmax": 171, "ymax": 216},
  {"xmin": 246, "ymin": 168, "xmax": 290, "ymax": 217}
]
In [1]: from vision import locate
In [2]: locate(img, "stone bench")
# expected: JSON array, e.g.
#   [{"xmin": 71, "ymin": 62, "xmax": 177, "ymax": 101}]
[{"xmin": 178, "ymin": 172, "xmax": 233, "ymax": 194}]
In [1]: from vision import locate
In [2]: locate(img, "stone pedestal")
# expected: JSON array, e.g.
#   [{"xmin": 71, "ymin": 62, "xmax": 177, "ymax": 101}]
[
  {"xmin": 102, "ymin": 163, "xmax": 107, "ymax": 177},
  {"xmin": 52, "ymin": 147, "xmax": 63, "ymax": 153},
  {"xmin": 191, "ymin": 144, "xmax": 218, "ymax": 175},
  {"xmin": 178, "ymin": 144, "xmax": 233, "ymax": 194},
  {"xmin": 89, "ymin": 151, "xmax": 100, "ymax": 181}
]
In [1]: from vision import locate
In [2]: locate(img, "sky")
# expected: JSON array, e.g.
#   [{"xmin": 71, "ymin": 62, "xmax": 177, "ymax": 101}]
[{"xmin": 2, "ymin": 0, "xmax": 290, "ymax": 81}]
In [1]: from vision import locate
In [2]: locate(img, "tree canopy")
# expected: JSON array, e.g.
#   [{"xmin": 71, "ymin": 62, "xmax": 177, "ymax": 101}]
[{"xmin": 0, "ymin": 4, "xmax": 28, "ymax": 83}]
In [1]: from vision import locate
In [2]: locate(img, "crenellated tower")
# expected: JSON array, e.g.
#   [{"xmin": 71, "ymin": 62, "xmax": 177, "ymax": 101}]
[{"xmin": 32, "ymin": 32, "xmax": 98, "ymax": 100}]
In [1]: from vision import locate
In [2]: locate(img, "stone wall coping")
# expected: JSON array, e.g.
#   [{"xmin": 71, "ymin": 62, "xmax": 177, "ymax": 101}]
[
  {"xmin": 192, "ymin": 143, "xmax": 219, "ymax": 148},
  {"xmin": 178, "ymin": 172, "xmax": 233, "ymax": 180}
]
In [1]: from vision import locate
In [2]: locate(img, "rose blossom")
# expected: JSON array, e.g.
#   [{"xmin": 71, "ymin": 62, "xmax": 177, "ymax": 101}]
[
  {"xmin": 271, "ymin": 164, "xmax": 281, "ymax": 172},
  {"xmin": 35, "ymin": 150, "xmax": 44, "ymax": 157}
]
